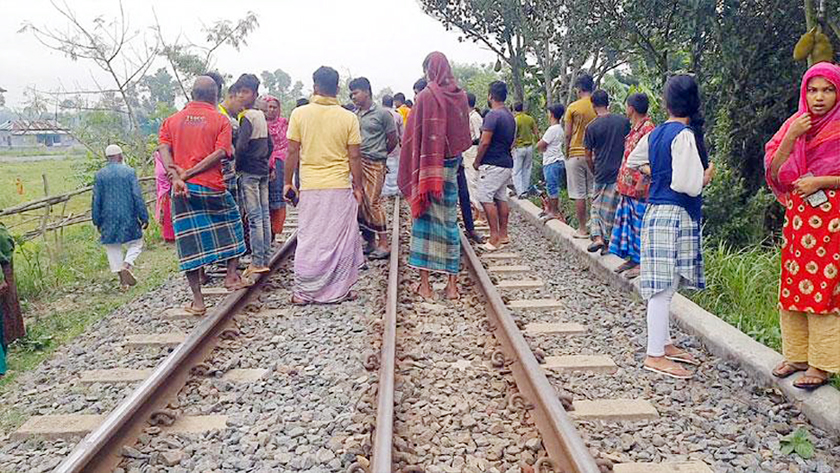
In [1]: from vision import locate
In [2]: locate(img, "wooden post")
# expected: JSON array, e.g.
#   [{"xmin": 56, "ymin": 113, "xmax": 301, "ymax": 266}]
[{"xmin": 40, "ymin": 174, "xmax": 52, "ymax": 261}]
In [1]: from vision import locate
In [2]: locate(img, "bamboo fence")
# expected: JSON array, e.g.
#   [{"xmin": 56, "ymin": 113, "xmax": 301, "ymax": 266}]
[{"xmin": 0, "ymin": 175, "xmax": 157, "ymax": 244}]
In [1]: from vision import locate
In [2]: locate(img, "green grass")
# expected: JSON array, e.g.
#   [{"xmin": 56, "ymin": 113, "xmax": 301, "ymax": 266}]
[
  {"xmin": 0, "ymin": 221, "xmax": 178, "ymax": 432},
  {"xmin": 0, "ymin": 147, "xmax": 86, "ymax": 157},
  {"xmin": 0, "ymin": 157, "xmax": 88, "ymax": 212},
  {"xmin": 0, "ymin": 158, "xmax": 178, "ymax": 432}
]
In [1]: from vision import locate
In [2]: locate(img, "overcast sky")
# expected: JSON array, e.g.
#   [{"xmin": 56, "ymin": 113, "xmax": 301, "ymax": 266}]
[{"xmin": 0, "ymin": 0, "xmax": 497, "ymax": 108}]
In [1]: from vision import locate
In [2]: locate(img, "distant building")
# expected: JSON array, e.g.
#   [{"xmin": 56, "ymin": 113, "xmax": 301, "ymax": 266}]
[{"xmin": 0, "ymin": 119, "xmax": 77, "ymax": 148}]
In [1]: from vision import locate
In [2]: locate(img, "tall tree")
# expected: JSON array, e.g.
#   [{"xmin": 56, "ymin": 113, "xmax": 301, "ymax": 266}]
[
  {"xmin": 20, "ymin": 0, "xmax": 159, "ymax": 139},
  {"xmin": 154, "ymin": 11, "xmax": 259, "ymax": 102},
  {"xmin": 420, "ymin": 0, "xmax": 529, "ymax": 102}
]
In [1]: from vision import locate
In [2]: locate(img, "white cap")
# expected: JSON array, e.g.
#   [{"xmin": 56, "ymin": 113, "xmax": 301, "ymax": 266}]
[{"xmin": 105, "ymin": 144, "xmax": 123, "ymax": 157}]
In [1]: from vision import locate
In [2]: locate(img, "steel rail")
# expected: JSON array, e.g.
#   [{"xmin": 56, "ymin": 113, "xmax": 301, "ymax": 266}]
[
  {"xmin": 370, "ymin": 196, "xmax": 401, "ymax": 473},
  {"xmin": 56, "ymin": 234, "xmax": 299, "ymax": 473},
  {"xmin": 460, "ymin": 232, "xmax": 601, "ymax": 473}
]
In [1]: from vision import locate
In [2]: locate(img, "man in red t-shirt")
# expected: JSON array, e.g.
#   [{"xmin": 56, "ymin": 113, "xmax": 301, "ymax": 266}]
[{"xmin": 158, "ymin": 76, "xmax": 248, "ymax": 315}]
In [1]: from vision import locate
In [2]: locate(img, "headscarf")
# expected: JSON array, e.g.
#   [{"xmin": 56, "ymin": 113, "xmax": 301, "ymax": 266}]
[
  {"xmin": 259, "ymin": 95, "xmax": 289, "ymax": 168},
  {"xmin": 765, "ymin": 62, "xmax": 840, "ymax": 203},
  {"xmin": 153, "ymin": 150, "xmax": 171, "ymax": 221},
  {"xmin": 397, "ymin": 52, "xmax": 472, "ymax": 218}
]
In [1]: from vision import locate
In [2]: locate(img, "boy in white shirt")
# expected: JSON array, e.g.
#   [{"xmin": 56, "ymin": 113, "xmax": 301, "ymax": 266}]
[{"xmin": 536, "ymin": 103, "xmax": 567, "ymax": 222}]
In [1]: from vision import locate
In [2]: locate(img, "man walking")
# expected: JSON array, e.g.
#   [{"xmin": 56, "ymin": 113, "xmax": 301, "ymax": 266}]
[
  {"xmin": 92, "ymin": 144, "xmax": 149, "ymax": 290},
  {"xmin": 473, "ymin": 81, "xmax": 516, "ymax": 251},
  {"xmin": 584, "ymin": 90, "xmax": 631, "ymax": 254},
  {"xmin": 512, "ymin": 102, "xmax": 539, "ymax": 198},
  {"xmin": 381, "ymin": 95, "xmax": 404, "ymax": 197},
  {"xmin": 233, "ymin": 74, "xmax": 274, "ymax": 278},
  {"xmin": 350, "ymin": 77, "xmax": 398, "ymax": 259},
  {"xmin": 159, "ymin": 76, "xmax": 247, "ymax": 316},
  {"xmin": 565, "ymin": 73, "xmax": 598, "ymax": 238},
  {"xmin": 284, "ymin": 66, "xmax": 365, "ymax": 304}
]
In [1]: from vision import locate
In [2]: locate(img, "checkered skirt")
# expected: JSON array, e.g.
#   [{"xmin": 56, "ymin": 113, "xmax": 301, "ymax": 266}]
[
  {"xmin": 172, "ymin": 183, "xmax": 246, "ymax": 272},
  {"xmin": 408, "ymin": 157, "xmax": 461, "ymax": 275},
  {"xmin": 609, "ymin": 195, "xmax": 646, "ymax": 264},
  {"xmin": 640, "ymin": 204, "xmax": 705, "ymax": 300}
]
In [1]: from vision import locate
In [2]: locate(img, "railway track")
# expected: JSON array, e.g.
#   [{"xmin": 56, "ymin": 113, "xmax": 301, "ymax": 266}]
[
  {"xmin": 54, "ymin": 219, "xmax": 301, "ymax": 472},
  {"xmin": 7, "ymin": 197, "xmax": 837, "ymax": 472}
]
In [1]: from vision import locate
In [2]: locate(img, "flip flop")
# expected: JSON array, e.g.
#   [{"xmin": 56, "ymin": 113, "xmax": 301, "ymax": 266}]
[
  {"xmin": 665, "ymin": 351, "xmax": 701, "ymax": 366},
  {"xmin": 615, "ymin": 261, "xmax": 637, "ymax": 274},
  {"xmin": 772, "ymin": 360, "xmax": 809, "ymax": 379},
  {"xmin": 587, "ymin": 242, "xmax": 604, "ymax": 253},
  {"xmin": 643, "ymin": 364, "xmax": 693, "ymax": 379},
  {"xmin": 253, "ymin": 266, "xmax": 271, "ymax": 274},
  {"xmin": 499, "ymin": 237, "xmax": 511, "ymax": 245},
  {"xmin": 793, "ymin": 374, "xmax": 830, "ymax": 391},
  {"xmin": 572, "ymin": 233, "xmax": 590, "ymax": 239},
  {"xmin": 183, "ymin": 304, "xmax": 207, "ymax": 316},
  {"xmin": 480, "ymin": 242, "xmax": 501, "ymax": 252},
  {"xmin": 369, "ymin": 249, "xmax": 391, "ymax": 260}
]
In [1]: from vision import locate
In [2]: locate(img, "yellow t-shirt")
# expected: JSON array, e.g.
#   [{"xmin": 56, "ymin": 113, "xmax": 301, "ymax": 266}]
[
  {"xmin": 397, "ymin": 105, "xmax": 411, "ymax": 127},
  {"xmin": 286, "ymin": 95, "xmax": 362, "ymax": 190},
  {"xmin": 564, "ymin": 97, "xmax": 597, "ymax": 158}
]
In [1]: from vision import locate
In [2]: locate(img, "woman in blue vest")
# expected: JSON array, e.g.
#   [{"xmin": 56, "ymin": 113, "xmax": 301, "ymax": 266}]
[{"xmin": 627, "ymin": 75, "xmax": 715, "ymax": 379}]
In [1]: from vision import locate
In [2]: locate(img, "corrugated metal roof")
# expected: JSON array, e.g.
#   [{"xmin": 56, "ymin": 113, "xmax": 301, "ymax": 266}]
[{"xmin": 0, "ymin": 119, "xmax": 70, "ymax": 135}]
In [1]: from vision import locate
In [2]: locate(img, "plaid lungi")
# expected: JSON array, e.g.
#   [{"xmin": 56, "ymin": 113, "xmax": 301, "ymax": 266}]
[
  {"xmin": 640, "ymin": 204, "xmax": 705, "ymax": 300},
  {"xmin": 408, "ymin": 157, "xmax": 461, "ymax": 275},
  {"xmin": 172, "ymin": 183, "xmax": 246, "ymax": 272},
  {"xmin": 608, "ymin": 195, "xmax": 647, "ymax": 264},
  {"xmin": 589, "ymin": 182, "xmax": 621, "ymax": 240},
  {"xmin": 358, "ymin": 158, "xmax": 388, "ymax": 233}
]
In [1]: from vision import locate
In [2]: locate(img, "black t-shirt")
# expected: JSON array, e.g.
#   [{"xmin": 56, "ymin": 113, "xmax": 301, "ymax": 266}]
[
  {"xmin": 481, "ymin": 108, "xmax": 516, "ymax": 168},
  {"xmin": 584, "ymin": 113, "xmax": 631, "ymax": 184}
]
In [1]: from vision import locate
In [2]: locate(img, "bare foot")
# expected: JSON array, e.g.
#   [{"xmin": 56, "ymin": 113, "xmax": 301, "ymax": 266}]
[
  {"xmin": 414, "ymin": 282, "xmax": 434, "ymax": 300},
  {"xmin": 444, "ymin": 284, "xmax": 460, "ymax": 300}
]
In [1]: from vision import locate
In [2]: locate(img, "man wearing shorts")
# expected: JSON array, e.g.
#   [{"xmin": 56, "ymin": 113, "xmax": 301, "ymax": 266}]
[
  {"xmin": 564, "ymin": 73, "xmax": 597, "ymax": 238},
  {"xmin": 473, "ymin": 81, "xmax": 515, "ymax": 251},
  {"xmin": 537, "ymin": 103, "xmax": 567, "ymax": 222}
]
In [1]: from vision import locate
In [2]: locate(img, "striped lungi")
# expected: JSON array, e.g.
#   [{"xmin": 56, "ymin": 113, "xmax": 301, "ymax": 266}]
[
  {"xmin": 589, "ymin": 182, "xmax": 621, "ymax": 240},
  {"xmin": 172, "ymin": 183, "xmax": 246, "ymax": 272},
  {"xmin": 608, "ymin": 195, "xmax": 647, "ymax": 264},
  {"xmin": 640, "ymin": 204, "xmax": 705, "ymax": 300},
  {"xmin": 358, "ymin": 158, "xmax": 388, "ymax": 233},
  {"xmin": 294, "ymin": 188, "xmax": 364, "ymax": 303},
  {"xmin": 408, "ymin": 157, "xmax": 461, "ymax": 275}
]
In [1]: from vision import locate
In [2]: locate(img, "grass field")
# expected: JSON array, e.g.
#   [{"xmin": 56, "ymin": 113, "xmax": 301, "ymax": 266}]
[
  {"xmin": 0, "ymin": 157, "xmax": 87, "ymax": 210},
  {"xmin": 0, "ymin": 158, "xmax": 179, "ymax": 430},
  {"xmin": 0, "ymin": 146, "xmax": 86, "ymax": 157}
]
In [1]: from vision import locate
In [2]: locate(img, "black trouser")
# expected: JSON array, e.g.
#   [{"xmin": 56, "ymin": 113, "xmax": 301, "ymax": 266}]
[{"xmin": 457, "ymin": 164, "xmax": 475, "ymax": 233}]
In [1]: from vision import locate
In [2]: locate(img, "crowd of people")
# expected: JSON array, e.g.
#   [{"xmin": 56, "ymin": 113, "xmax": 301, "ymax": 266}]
[{"xmin": 77, "ymin": 53, "xmax": 838, "ymax": 384}]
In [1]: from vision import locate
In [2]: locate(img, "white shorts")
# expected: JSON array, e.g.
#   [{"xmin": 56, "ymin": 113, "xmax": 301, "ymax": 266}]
[
  {"xmin": 476, "ymin": 165, "xmax": 513, "ymax": 203},
  {"xmin": 565, "ymin": 157, "xmax": 594, "ymax": 200}
]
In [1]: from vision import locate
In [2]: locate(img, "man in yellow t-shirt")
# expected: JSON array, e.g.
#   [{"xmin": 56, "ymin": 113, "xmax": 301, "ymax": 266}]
[
  {"xmin": 564, "ymin": 73, "xmax": 597, "ymax": 238},
  {"xmin": 284, "ymin": 66, "xmax": 364, "ymax": 305},
  {"xmin": 513, "ymin": 102, "xmax": 539, "ymax": 197}
]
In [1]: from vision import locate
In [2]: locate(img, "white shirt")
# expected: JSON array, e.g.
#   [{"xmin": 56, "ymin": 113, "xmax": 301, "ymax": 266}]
[
  {"xmin": 626, "ymin": 128, "xmax": 704, "ymax": 197},
  {"xmin": 540, "ymin": 124, "xmax": 566, "ymax": 166},
  {"xmin": 469, "ymin": 109, "xmax": 483, "ymax": 142}
]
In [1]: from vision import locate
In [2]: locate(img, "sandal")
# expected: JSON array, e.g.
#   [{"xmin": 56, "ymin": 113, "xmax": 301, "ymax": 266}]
[
  {"xmin": 793, "ymin": 373, "xmax": 829, "ymax": 391},
  {"xmin": 665, "ymin": 350, "xmax": 701, "ymax": 366},
  {"xmin": 480, "ymin": 242, "xmax": 502, "ymax": 252},
  {"xmin": 643, "ymin": 363, "xmax": 693, "ymax": 379},
  {"xmin": 573, "ymin": 232, "xmax": 590, "ymax": 239},
  {"xmin": 183, "ymin": 304, "xmax": 207, "ymax": 316},
  {"xmin": 615, "ymin": 261, "xmax": 638, "ymax": 274},
  {"xmin": 772, "ymin": 360, "xmax": 809, "ymax": 379},
  {"xmin": 369, "ymin": 249, "xmax": 391, "ymax": 260},
  {"xmin": 587, "ymin": 242, "xmax": 604, "ymax": 253}
]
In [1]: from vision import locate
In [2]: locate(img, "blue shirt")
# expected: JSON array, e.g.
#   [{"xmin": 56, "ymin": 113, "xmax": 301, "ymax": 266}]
[
  {"xmin": 91, "ymin": 162, "xmax": 148, "ymax": 244},
  {"xmin": 481, "ymin": 107, "xmax": 515, "ymax": 168},
  {"xmin": 648, "ymin": 122, "xmax": 704, "ymax": 221}
]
